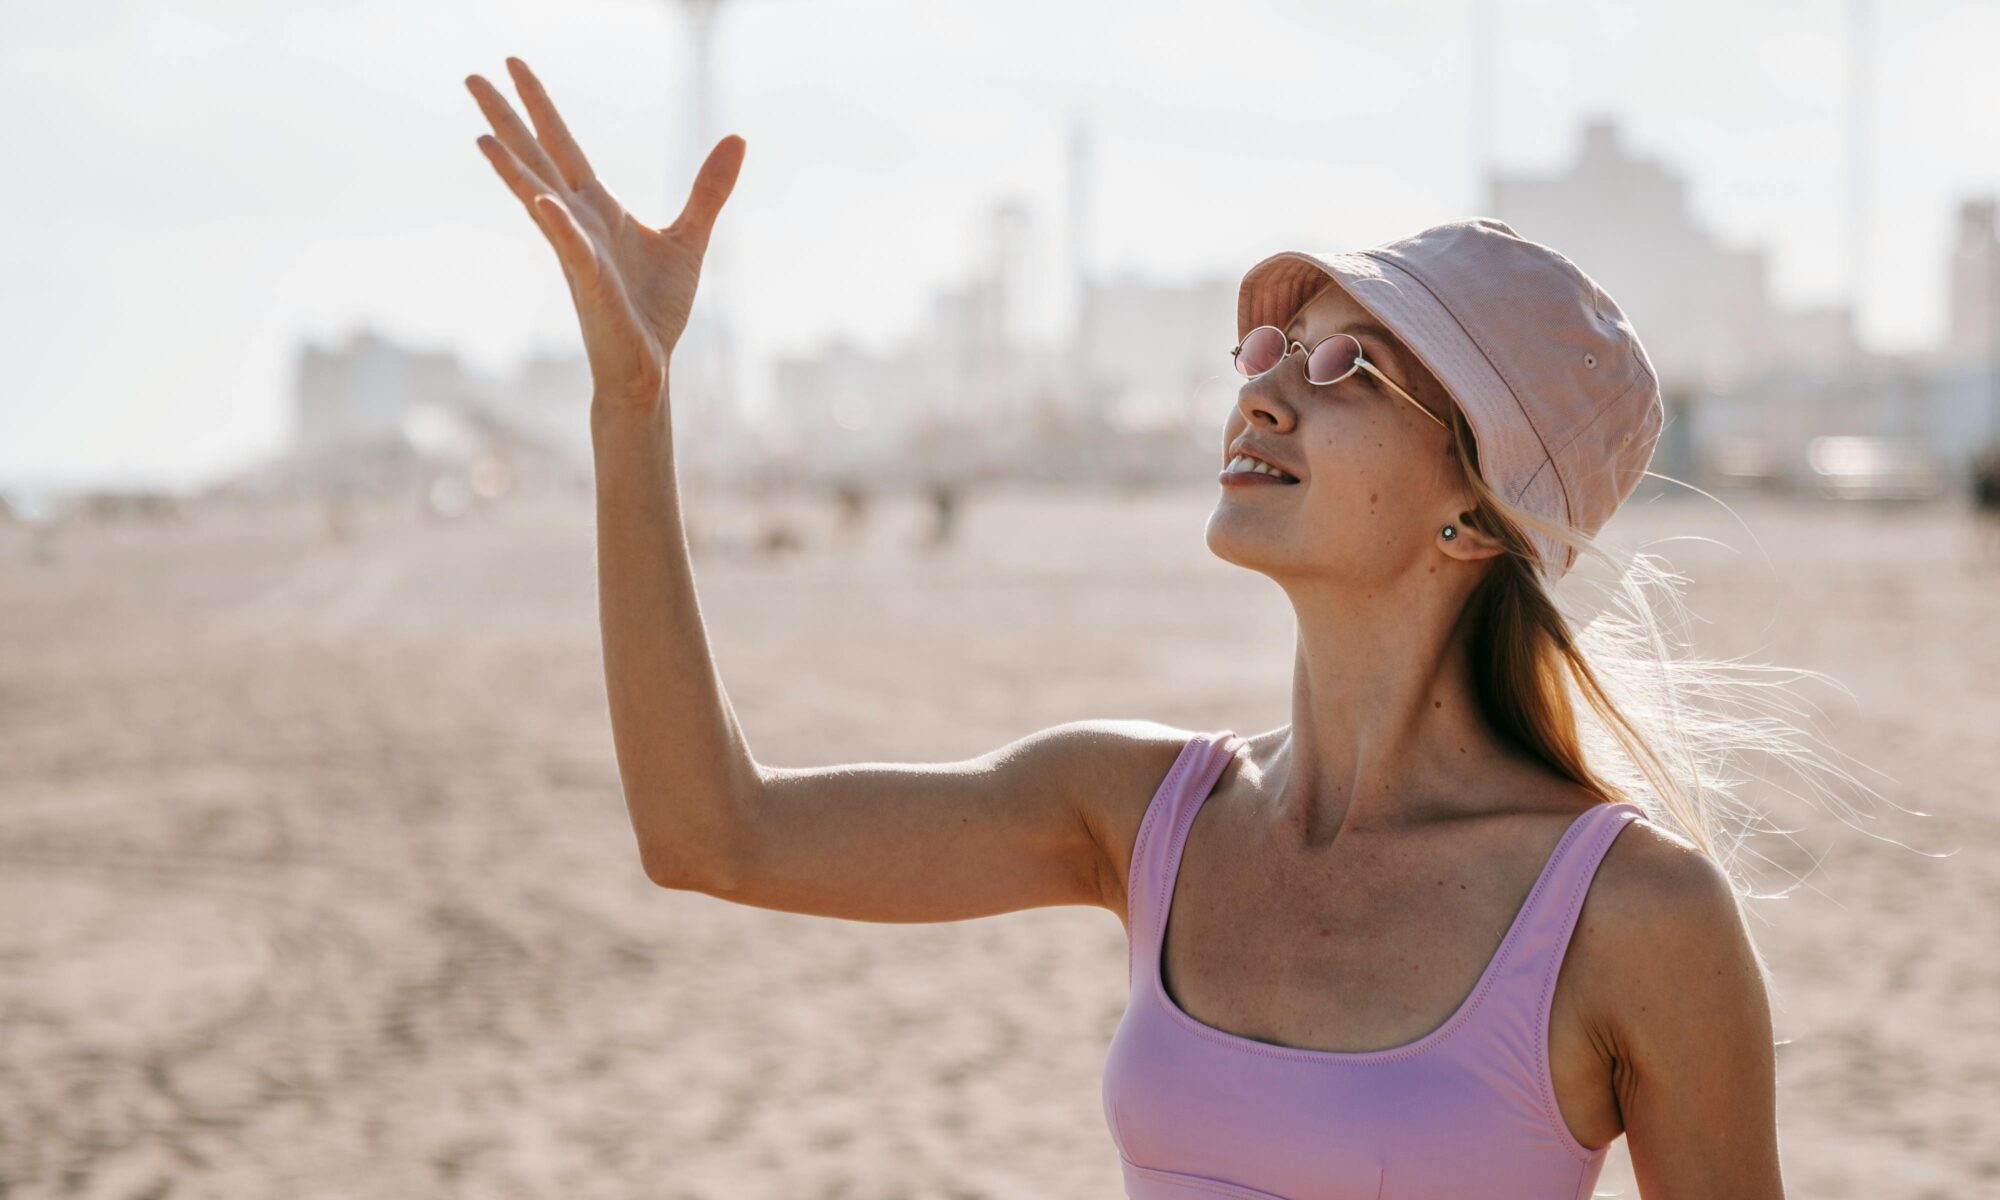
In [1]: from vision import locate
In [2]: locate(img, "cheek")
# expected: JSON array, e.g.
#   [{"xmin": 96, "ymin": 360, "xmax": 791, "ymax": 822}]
[
  {"xmin": 1300, "ymin": 415, "xmax": 1394, "ymax": 480},
  {"xmin": 1300, "ymin": 421, "xmax": 1432, "ymax": 517}
]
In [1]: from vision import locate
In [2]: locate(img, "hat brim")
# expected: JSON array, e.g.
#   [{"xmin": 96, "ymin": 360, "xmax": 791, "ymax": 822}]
[{"xmin": 1236, "ymin": 248, "xmax": 1577, "ymax": 579}]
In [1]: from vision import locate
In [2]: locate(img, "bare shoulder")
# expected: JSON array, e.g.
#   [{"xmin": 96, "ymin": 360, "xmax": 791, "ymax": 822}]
[
  {"xmin": 1570, "ymin": 808, "xmax": 1770, "ymax": 1048},
  {"xmin": 1585, "ymin": 812, "xmax": 1743, "ymax": 937},
  {"xmin": 1570, "ymin": 810, "xmax": 1784, "ymax": 1193},
  {"xmin": 1026, "ymin": 718, "xmax": 1210, "ymax": 918}
]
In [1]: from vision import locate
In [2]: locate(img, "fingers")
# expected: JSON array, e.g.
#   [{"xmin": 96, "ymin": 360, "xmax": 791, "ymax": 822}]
[
  {"xmin": 475, "ymin": 133, "xmax": 594, "ymax": 282},
  {"xmin": 504, "ymin": 57, "xmax": 598, "ymax": 193},
  {"xmin": 671, "ymin": 134, "xmax": 747, "ymax": 249},
  {"xmin": 463, "ymin": 71, "xmax": 568, "ymax": 196},
  {"xmin": 531, "ymin": 194, "xmax": 601, "ymax": 286},
  {"xmin": 473, "ymin": 131, "xmax": 547, "ymax": 214}
]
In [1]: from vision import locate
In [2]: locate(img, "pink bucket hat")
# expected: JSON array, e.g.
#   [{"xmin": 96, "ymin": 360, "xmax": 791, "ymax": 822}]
[{"xmin": 1236, "ymin": 217, "xmax": 1663, "ymax": 583}]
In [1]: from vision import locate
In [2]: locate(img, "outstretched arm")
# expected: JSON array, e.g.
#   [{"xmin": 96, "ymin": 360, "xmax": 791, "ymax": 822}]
[
  {"xmin": 461, "ymin": 59, "xmax": 1145, "ymax": 922},
  {"xmin": 464, "ymin": 56, "xmax": 757, "ymax": 890}
]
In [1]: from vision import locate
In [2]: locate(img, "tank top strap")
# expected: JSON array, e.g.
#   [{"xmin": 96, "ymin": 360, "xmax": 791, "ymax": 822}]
[
  {"xmin": 1509, "ymin": 800, "xmax": 1647, "ymax": 974},
  {"xmin": 1454, "ymin": 800, "xmax": 1649, "ymax": 1049},
  {"xmin": 1125, "ymin": 730, "xmax": 1240, "ymax": 987}
]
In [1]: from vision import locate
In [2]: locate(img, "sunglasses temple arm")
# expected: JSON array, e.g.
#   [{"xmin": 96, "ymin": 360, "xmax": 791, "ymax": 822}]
[{"xmin": 1362, "ymin": 361, "xmax": 1450, "ymax": 431}]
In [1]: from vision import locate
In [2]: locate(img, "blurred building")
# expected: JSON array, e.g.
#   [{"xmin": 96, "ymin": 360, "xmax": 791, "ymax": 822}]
[
  {"xmin": 253, "ymin": 328, "xmax": 590, "ymax": 504},
  {"xmin": 1078, "ymin": 270, "xmax": 1237, "ymax": 434},
  {"xmin": 296, "ymin": 329, "xmax": 467, "ymax": 454},
  {"xmin": 761, "ymin": 114, "xmax": 1231, "ymax": 491},
  {"xmin": 1488, "ymin": 117, "xmax": 1861, "ymax": 392},
  {"xmin": 1486, "ymin": 119, "xmax": 2000, "ymax": 494},
  {"xmin": 496, "ymin": 350, "xmax": 596, "ymax": 469},
  {"xmin": 765, "ymin": 99, "xmax": 1247, "ymax": 496},
  {"xmin": 765, "ymin": 267, "xmax": 1230, "ymax": 488},
  {"xmin": 1942, "ymin": 197, "xmax": 2000, "ymax": 449},
  {"xmin": 1947, "ymin": 198, "xmax": 2000, "ymax": 369}
]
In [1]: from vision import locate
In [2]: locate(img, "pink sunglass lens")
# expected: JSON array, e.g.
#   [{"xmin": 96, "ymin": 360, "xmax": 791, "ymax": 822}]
[
  {"xmin": 1234, "ymin": 326, "xmax": 1287, "ymax": 377},
  {"xmin": 1305, "ymin": 334, "xmax": 1361, "ymax": 384}
]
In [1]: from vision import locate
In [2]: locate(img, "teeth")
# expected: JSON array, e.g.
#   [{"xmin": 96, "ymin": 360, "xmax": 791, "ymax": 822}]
[{"xmin": 1226, "ymin": 455, "xmax": 1296, "ymax": 481}]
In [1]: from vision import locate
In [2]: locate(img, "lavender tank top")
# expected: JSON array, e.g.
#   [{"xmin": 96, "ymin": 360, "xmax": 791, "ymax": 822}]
[{"xmin": 1101, "ymin": 731, "xmax": 1645, "ymax": 1200}]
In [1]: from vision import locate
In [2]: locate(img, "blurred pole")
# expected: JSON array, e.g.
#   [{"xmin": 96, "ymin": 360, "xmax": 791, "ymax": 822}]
[
  {"xmin": 1844, "ymin": 0, "xmax": 1872, "ymax": 400},
  {"xmin": 1066, "ymin": 110, "xmax": 1091, "ymax": 416},
  {"xmin": 665, "ymin": 0, "xmax": 739, "ymax": 552},
  {"xmin": 1471, "ymin": 0, "xmax": 1495, "ymax": 208}
]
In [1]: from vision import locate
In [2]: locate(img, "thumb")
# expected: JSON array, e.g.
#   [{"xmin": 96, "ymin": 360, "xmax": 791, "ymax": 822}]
[{"xmin": 672, "ymin": 134, "xmax": 746, "ymax": 251}]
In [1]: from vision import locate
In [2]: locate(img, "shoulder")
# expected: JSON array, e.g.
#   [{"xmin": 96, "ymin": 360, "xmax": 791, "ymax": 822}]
[
  {"xmin": 1570, "ymin": 809, "xmax": 1773, "ymax": 1059},
  {"xmin": 1586, "ymin": 812, "xmax": 1745, "ymax": 942},
  {"xmin": 1019, "ymin": 719, "xmax": 1221, "ymax": 917},
  {"xmin": 1568, "ymin": 809, "xmax": 1785, "ymax": 1187},
  {"xmin": 999, "ymin": 718, "xmax": 1195, "ymax": 809}
]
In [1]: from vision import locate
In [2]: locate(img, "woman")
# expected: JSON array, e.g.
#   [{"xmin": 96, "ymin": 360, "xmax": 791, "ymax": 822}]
[{"xmin": 464, "ymin": 57, "xmax": 1786, "ymax": 1198}]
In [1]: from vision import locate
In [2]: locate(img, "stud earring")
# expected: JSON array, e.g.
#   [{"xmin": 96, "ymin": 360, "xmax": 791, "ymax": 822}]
[{"xmin": 1441, "ymin": 524, "xmax": 1457, "ymax": 541}]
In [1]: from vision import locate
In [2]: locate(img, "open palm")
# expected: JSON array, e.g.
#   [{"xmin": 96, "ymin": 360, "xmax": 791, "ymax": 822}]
[{"xmin": 464, "ymin": 56, "xmax": 745, "ymax": 412}]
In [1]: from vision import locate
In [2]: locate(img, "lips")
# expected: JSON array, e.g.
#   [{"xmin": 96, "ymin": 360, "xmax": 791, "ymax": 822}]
[{"xmin": 1225, "ymin": 444, "xmax": 1301, "ymax": 482}]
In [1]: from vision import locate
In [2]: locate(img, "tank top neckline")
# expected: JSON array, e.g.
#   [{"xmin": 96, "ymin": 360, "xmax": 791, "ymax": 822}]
[{"xmin": 1148, "ymin": 730, "xmax": 1647, "ymax": 1066}]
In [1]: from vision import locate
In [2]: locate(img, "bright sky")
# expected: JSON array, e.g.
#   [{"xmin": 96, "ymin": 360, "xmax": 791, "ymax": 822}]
[{"xmin": 2, "ymin": 0, "xmax": 1994, "ymax": 491}]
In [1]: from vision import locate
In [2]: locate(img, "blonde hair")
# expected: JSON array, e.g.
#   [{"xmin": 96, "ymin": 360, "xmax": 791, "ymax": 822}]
[{"xmin": 1442, "ymin": 406, "xmax": 1903, "ymax": 994}]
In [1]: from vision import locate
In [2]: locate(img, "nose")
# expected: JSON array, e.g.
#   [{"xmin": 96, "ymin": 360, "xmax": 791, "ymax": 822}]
[{"xmin": 1236, "ymin": 363, "xmax": 1299, "ymax": 433}]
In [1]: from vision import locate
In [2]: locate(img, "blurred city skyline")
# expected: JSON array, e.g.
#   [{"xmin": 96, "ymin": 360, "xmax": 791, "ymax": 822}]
[
  {"xmin": 252, "ymin": 112, "xmax": 1993, "ymax": 521},
  {"xmin": 2, "ymin": 0, "xmax": 1997, "ymax": 493}
]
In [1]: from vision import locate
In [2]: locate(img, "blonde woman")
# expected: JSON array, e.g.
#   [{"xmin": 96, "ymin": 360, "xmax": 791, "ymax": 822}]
[{"xmin": 467, "ymin": 56, "xmax": 1793, "ymax": 1199}]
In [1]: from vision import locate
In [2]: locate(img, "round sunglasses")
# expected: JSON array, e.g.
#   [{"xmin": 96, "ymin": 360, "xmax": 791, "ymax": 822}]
[{"xmin": 1231, "ymin": 325, "xmax": 1450, "ymax": 431}]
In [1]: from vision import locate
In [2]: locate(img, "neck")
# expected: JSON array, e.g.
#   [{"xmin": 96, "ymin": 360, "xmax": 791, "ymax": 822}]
[{"xmin": 1262, "ymin": 572, "xmax": 1527, "ymax": 848}]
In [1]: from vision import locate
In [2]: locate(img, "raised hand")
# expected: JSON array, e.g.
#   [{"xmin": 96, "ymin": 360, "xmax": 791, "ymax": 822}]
[{"xmin": 464, "ymin": 56, "xmax": 746, "ymax": 414}]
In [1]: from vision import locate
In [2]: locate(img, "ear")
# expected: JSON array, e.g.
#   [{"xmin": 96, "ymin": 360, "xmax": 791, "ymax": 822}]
[{"xmin": 1437, "ymin": 510, "xmax": 1508, "ymax": 564}]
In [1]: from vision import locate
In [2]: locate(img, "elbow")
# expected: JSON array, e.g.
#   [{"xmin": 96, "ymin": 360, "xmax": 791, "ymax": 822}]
[
  {"xmin": 640, "ymin": 843, "xmax": 709, "ymax": 892},
  {"xmin": 640, "ymin": 832, "xmax": 753, "ymax": 896},
  {"xmin": 648, "ymin": 852, "xmax": 696, "ymax": 892},
  {"xmin": 636, "ymin": 775, "xmax": 763, "ymax": 894}
]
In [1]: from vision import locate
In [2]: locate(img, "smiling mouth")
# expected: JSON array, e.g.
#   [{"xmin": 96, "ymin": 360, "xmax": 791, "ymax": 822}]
[{"xmin": 1222, "ymin": 454, "xmax": 1300, "ymax": 483}]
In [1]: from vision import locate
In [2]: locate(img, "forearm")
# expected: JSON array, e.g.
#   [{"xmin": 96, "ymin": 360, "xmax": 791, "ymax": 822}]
[{"xmin": 589, "ymin": 392, "xmax": 761, "ymax": 889}]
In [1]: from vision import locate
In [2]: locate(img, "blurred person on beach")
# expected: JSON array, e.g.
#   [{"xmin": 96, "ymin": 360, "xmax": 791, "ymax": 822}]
[
  {"xmin": 465, "ymin": 56, "xmax": 1887, "ymax": 1199},
  {"xmin": 1972, "ymin": 444, "xmax": 2000, "ymax": 564},
  {"xmin": 830, "ymin": 477, "xmax": 871, "ymax": 546},
  {"xmin": 923, "ymin": 478, "xmax": 959, "ymax": 550},
  {"xmin": 324, "ymin": 480, "xmax": 356, "ymax": 543}
]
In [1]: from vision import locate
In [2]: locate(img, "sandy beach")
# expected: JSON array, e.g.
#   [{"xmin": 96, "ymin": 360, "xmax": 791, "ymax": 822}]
[{"xmin": 1, "ymin": 483, "xmax": 1992, "ymax": 1199}]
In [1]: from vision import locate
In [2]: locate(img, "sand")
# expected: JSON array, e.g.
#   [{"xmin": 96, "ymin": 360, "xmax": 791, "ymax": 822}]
[{"xmin": 0, "ymin": 483, "xmax": 1992, "ymax": 1198}]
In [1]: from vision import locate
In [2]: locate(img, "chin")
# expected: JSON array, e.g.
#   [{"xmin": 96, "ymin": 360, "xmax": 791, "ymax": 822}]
[{"xmin": 1203, "ymin": 508, "xmax": 1286, "ymax": 569}]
